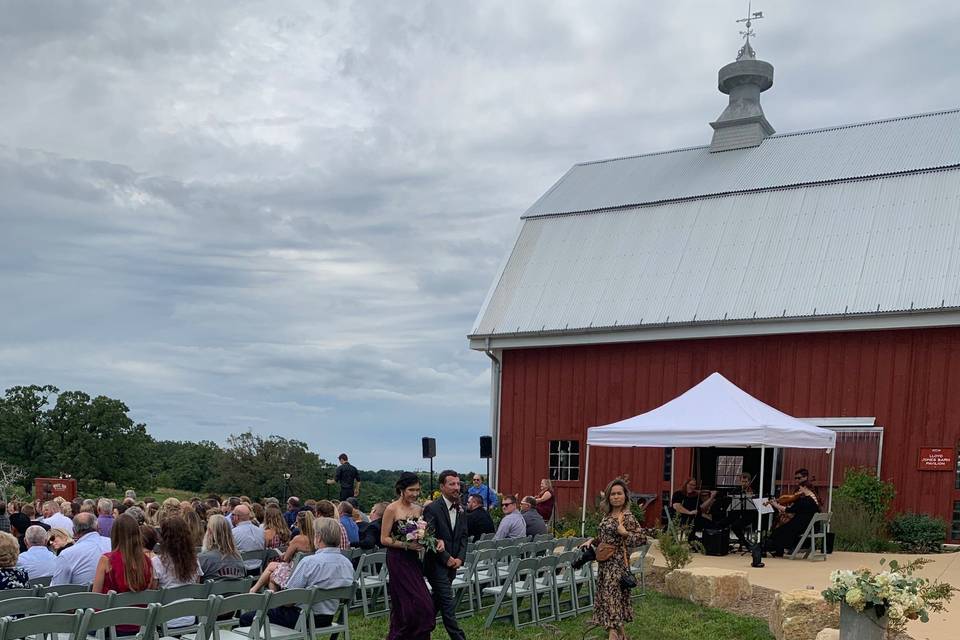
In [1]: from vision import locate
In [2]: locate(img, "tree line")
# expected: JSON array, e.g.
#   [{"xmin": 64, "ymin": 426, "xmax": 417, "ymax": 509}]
[{"xmin": 0, "ymin": 384, "xmax": 433, "ymax": 506}]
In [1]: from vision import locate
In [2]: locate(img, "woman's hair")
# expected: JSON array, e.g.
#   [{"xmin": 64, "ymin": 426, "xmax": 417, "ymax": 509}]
[
  {"xmin": 540, "ymin": 478, "xmax": 554, "ymax": 491},
  {"xmin": 338, "ymin": 501, "xmax": 353, "ymax": 516},
  {"xmin": 159, "ymin": 517, "xmax": 199, "ymax": 583},
  {"xmin": 60, "ymin": 502, "xmax": 73, "ymax": 516},
  {"xmin": 314, "ymin": 517, "xmax": 342, "ymax": 548},
  {"xmin": 158, "ymin": 497, "xmax": 182, "ymax": 524},
  {"xmin": 251, "ymin": 503, "xmax": 265, "ymax": 525},
  {"xmin": 140, "ymin": 524, "xmax": 159, "ymax": 552},
  {"xmin": 183, "ymin": 509, "xmax": 206, "ymax": 547},
  {"xmin": 145, "ymin": 502, "xmax": 160, "ymax": 526},
  {"xmin": 263, "ymin": 505, "xmax": 290, "ymax": 545},
  {"xmin": 295, "ymin": 509, "xmax": 317, "ymax": 553},
  {"xmin": 48, "ymin": 527, "xmax": 74, "ymax": 545},
  {"xmin": 0, "ymin": 531, "xmax": 19, "ymax": 568},
  {"xmin": 395, "ymin": 472, "xmax": 420, "ymax": 496},
  {"xmin": 600, "ymin": 478, "xmax": 631, "ymax": 516},
  {"xmin": 203, "ymin": 514, "xmax": 239, "ymax": 557},
  {"xmin": 683, "ymin": 477, "xmax": 698, "ymax": 490},
  {"xmin": 111, "ymin": 514, "xmax": 149, "ymax": 591}
]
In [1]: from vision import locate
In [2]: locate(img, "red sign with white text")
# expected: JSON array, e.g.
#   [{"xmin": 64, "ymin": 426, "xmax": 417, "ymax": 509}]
[{"xmin": 917, "ymin": 448, "xmax": 954, "ymax": 471}]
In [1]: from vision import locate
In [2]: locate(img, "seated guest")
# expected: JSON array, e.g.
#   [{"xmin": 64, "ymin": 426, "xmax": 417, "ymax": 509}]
[
  {"xmin": 284, "ymin": 497, "xmax": 301, "ymax": 527},
  {"xmin": 250, "ymin": 510, "xmax": 317, "ymax": 592},
  {"xmin": 230, "ymin": 505, "xmax": 265, "ymax": 572},
  {"xmin": 93, "ymin": 515, "xmax": 155, "ymax": 636},
  {"xmin": 464, "ymin": 495, "xmax": 495, "ymax": 541},
  {"xmin": 337, "ymin": 502, "xmax": 359, "ymax": 546},
  {"xmin": 153, "ymin": 517, "xmax": 202, "ymax": 629},
  {"xmin": 0, "ymin": 501, "xmax": 9, "ymax": 533},
  {"xmin": 240, "ymin": 517, "xmax": 354, "ymax": 632},
  {"xmin": 346, "ymin": 498, "xmax": 369, "ymax": 523},
  {"xmin": 16, "ymin": 525, "xmax": 56, "ymax": 579},
  {"xmin": 468, "ymin": 474, "xmax": 499, "ymax": 510},
  {"xmin": 51, "ymin": 512, "xmax": 103, "ymax": 585},
  {"xmin": 140, "ymin": 525, "xmax": 159, "ymax": 559},
  {"xmin": 519, "ymin": 497, "xmax": 548, "ymax": 536},
  {"xmin": 262, "ymin": 505, "xmax": 291, "ymax": 550},
  {"xmin": 96, "ymin": 499, "xmax": 115, "ymax": 537},
  {"xmin": 183, "ymin": 510, "xmax": 206, "ymax": 548},
  {"xmin": 493, "ymin": 495, "xmax": 526, "ymax": 540},
  {"xmin": 764, "ymin": 468, "xmax": 820, "ymax": 558},
  {"xmin": 316, "ymin": 501, "xmax": 349, "ymax": 549},
  {"xmin": 48, "ymin": 528, "xmax": 74, "ymax": 555},
  {"xmin": 670, "ymin": 478, "xmax": 714, "ymax": 543},
  {"xmin": 534, "ymin": 479, "xmax": 555, "ymax": 522},
  {"xmin": 358, "ymin": 502, "xmax": 388, "ymax": 550},
  {"xmin": 198, "ymin": 515, "xmax": 246, "ymax": 580},
  {"xmin": 41, "ymin": 501, "xmax": 74, "ymax": 536},
  {"xmin": 0, "ymin": 531, "xmax": 28, "ymax": 590}
]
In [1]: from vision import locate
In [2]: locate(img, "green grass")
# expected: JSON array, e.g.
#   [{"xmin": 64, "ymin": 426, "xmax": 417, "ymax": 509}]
[{"xmin": 347, "ymin": 590, "xmax": 773, "ymax": 640}]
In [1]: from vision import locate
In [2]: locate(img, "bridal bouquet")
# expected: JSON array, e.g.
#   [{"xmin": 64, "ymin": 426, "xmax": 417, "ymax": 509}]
[{"xmin": 392, "ymin": 516, "xmax": 439, "ymax": 553}]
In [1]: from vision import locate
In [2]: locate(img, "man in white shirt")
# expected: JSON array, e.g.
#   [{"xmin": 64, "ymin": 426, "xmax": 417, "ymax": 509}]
[
  {"xmin": 50, "ymin": 512, "xmax": 103, "ymax": 586},
  {"xmin": 42, "ymin": 501, "xmax": 74, "ymax": 536},
  {"xmin": 230, "ymin": 504, "xmax": 264, "ymax": 571},
  {"xmin": 16, "ymin": 525, "xmax": 56, "ymax": 579}
]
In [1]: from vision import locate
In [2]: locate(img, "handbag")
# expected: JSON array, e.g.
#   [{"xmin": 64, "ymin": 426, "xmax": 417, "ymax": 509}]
[
  {"xmin": 619, "ymin": 548, "xmax": 638, "ymax": 590},
  {"xmin": 595, "ymin": 542, "xmax": 617, "ymax": 562}
]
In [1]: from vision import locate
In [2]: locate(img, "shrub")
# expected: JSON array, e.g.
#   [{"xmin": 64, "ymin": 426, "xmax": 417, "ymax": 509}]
[
  {"xmin": 832, "ymin": 495, "xmax": 898, "ymax": 553},
  {"xmin": 834, "ymin": 467, "xmax": 895, "ymax": 518},
  {"xmin": 889, "ymin": 512, "xmax": 947, "ymax": 553},
  {"xmin": 657, "ymin": 516, "xmax": 701, "ymax": 571}
]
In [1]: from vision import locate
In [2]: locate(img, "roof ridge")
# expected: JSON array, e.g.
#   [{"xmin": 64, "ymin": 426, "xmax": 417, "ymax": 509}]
[{"xmin": 576, "ymin": 106, "xmax": 960, "ymax": 167}]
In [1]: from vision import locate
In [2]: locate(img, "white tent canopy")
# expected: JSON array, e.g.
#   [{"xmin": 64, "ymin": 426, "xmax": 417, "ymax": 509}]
[
  {"xmin": 587, "ymin": 372, "xmax": 836, "ymax": 449},
  {"xmin": 580, "ymin": 372, "xmax": 836, "ymax": 535}
]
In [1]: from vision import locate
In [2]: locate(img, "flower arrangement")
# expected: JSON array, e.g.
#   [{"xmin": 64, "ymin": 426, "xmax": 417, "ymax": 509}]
[
  {"xmin": 392, "ymin": 516, "xmax": 439, "ymax": 553},
  {"xmin": 821, "ymin": 558, "xmax": 955, "ymax": 630}
]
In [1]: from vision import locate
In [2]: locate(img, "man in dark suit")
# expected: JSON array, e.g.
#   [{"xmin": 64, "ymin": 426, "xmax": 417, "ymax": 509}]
[
  {"xmin": 423, "ymin": 469, "xmax": 468, "ymax": 640},
  {"xmin": 464, "ymin": 494, "xmax": 495, "ymax": 540}
]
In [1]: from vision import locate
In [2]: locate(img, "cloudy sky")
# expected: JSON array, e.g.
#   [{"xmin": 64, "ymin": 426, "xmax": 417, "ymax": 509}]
[{"xmin": 1, "ymin": 1, "xmax": 957, "ymax": 474}]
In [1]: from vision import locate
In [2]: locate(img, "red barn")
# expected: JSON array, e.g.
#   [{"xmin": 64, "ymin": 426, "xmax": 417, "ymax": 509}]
[{"xmin": 469, "ymin": 43, "xmax": 960, "ymax": 540}]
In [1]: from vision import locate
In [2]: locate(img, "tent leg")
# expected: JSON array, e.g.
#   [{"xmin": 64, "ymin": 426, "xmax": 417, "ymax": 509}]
[
  {"xmin": 669, "ymin": 448, "xmax": 675, "ymax": 502},
  {"xmin": 580, "ymin": 445, "xmax": 591, "ymax": 536},
  {"xmin": 757, "ymin": 445, "xmax": 765, "ymax": 541},
  {"xmin": 827, "ymin": 448, "xmax": 835, "ymax": 515}
]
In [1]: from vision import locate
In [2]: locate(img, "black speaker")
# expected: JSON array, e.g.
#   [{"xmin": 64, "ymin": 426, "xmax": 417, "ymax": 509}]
[
  {"xmin": 421, "ymin": 437, "xmax": 436, "ymax": 459},
  {"xmin": 702, "ymin": 528, "xmax": 730, "ymax": 556},
  {"xmin": 480, "ymin": 436, "xmax": 493, "ymax": 459}
]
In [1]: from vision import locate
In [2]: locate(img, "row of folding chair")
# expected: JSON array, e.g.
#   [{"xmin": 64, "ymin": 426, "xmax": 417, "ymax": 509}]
[
  {"xmin": 0, "ymin": 586, "xmax": 353, "ymax": 640},
  {"xmin": 481, "ymin": 551, "xmax": 595, "ymax": 629}
]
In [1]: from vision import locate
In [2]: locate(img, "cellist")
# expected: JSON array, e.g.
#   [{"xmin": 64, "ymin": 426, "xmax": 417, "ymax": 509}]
[{"xmin": 763, "ymin": 468, "xmax": 820, "ymax": 557}]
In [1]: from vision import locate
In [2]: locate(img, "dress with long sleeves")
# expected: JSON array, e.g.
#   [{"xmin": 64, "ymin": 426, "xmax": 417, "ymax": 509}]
[{"xmin": 591, "ymin": 512, "xmax": 646, "ymax": 630}]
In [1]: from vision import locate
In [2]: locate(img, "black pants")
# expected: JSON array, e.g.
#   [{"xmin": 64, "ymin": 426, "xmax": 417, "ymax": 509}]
[
  {"xmin": 764, "ymin": 516, "xmax": 811, "ymax": 556},
  {"xmin": 679, "ymin": 514, "xmax": 713, "ymax": 543},
  {"xmin": 239, "ymin": 606, "xmax": 335, "ymax": 639},
  {"xmin": 339, "ymin": 487, "xmax": 353, "ymax": 501},
  {"xmin": 426, "ymin": 569, "xmax": 466, "ymax": 640}
]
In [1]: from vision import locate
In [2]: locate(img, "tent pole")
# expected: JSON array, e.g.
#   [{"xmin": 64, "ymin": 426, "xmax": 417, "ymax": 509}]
[
  {"xmin": 670, "ymin": 447, "xmax": 675, "ymax": 502},
  {"xmin": 757, "ymin": 445, "xmax": 765, "ymax": 540},
  {"xmin": 580, "ymin": 444, "xmax": 591, "ymax": 536},
  {"xmin": 828, "ymin": 447, "xmax": 835, "ymax": 514}
]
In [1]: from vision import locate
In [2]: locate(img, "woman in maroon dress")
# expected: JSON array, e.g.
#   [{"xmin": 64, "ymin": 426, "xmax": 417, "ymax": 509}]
[
  {"xmin": 93, "ymin": 514, "xmax": 155, "ymax": 635},
  {"xmin": 380, "ymin": 472, "xmax": 436, "ymax": 640},
  {"xmin": 534, "ymin": 478, "xmax": 555, "ymax": 522}
]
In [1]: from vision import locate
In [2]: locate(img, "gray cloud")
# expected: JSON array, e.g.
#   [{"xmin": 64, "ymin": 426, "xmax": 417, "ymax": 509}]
[{"xmin": 0, "ymin": 1, "xmax": 957, "ymax": 471}]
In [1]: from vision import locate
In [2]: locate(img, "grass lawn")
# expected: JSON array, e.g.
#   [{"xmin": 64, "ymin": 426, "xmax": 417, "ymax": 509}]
[{"xmin": 347, "ymin": 590, "xmax": 774, "ymax": 640}]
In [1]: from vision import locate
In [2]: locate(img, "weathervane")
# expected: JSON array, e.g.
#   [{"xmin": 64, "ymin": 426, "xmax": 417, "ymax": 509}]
[{"xmin": 735, "ymin": 2, "xmax": 764, "ymax": 59}]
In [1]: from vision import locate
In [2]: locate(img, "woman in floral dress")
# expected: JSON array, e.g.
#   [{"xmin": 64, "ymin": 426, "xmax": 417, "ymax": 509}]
[{"xmin": 584, "ymin": 478, "xmax": 646, "ymax": 640}]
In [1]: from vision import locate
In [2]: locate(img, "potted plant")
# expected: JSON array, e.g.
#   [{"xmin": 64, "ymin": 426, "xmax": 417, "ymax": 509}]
[{"xmin": 821, "ymin": 558, "xmax": 955, "ymax": 639}]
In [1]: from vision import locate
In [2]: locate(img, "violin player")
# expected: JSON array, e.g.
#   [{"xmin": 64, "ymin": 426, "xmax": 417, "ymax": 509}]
[{"xmin": 762, "ymin": 468, "xmax": 820, "ymax": 557}]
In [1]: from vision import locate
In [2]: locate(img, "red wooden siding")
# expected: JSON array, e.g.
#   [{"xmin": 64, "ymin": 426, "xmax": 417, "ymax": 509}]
[{"xmin": 496, "ymin": 327, "xmax": 960, "ymax": 539}]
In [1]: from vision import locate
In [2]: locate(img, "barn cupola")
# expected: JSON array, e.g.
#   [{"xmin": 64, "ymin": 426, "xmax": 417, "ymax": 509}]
[{"xmin": 709, "ymin": 7, "xmax": 775, "ymax": 152}]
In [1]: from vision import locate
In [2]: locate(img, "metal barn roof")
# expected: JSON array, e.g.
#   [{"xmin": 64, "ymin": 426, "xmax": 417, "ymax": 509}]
[
  {"xmin": 471, "ymin": 165, "xmax": 960, "ymax": 344},
  {"xmin": 524, "ymin": 108, "xmax": 960, "ymax": 218}
]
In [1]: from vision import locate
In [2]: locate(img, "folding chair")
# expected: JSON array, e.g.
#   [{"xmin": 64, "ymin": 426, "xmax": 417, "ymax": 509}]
[
  {"xmin": 196, "ymin": 592, "xmax": 268, "ymax": 640},
  {"xmin": 84, "ymin": 603, "xmax": 160, "ymax": 640},
  {"xmin": 0, "ymin": 595, "xmax": 54, "ymax": 618},
  {"xmin": 570, "ymin": 551, "xmax": 595, "ymax": 614},
  {"xmin": 111, "ymin": 590, "xmax": 163, "ymax": 608},
  {"xmin": 551, "ymin": 552, "xmax": 580, "ymax": 620},
  {"xmin": 26, "ymin": 577, "xmax": 52, "ymax": 589},
  {"xmin": 468, "ymin": 549, "xmax": 498, "ymax": 610},
  {"xmin": 450, "ymin": 552, "xmax": 478, "ymax": 618},
  {"xmin": 352, "ymin": 551, "xmax": 389, "ymax": 617},
  {"xmin": 48, "ymin": 591, "xmax": 114, "ymax": 614},
  {"xmin": 37, "ymin": 584, "xmax": 89, "ymax": 597},
  {"xmin": 205, "ymin": 580, "xmax": 253, "ymax": 597},
  {"xmin": 629, "ymin": 542, "xmax": 652, "ymax": 596},
  {"xmin": 161, "ymin": 584, "xmax": 212, "ymax": 604},
  {"xmin": 492, "ymin": 546, "xmax": 521, "ymax": 586},
  {"xmin": 240, "ymin": 551, "xmax": 270, "ymax": 577},
  {"xmin": 531, "ymin": 555, "xmax": 559, "ymax": 623},
  {"xmin": 310, "ymin": 587, "xmax": 352, "ymax": 640},
  {"xmin": 0, "ymin": 589, "xmax": 37, "ymax": 602},
  {"xmin": 154, "ymin": 595, "xmax": 218, "ymax": 640},
  {"xmin": 0, "ymin": 610, "xmax": 88, "ymax": 640},
  {"xmin": 481, "ymin": 557, "xmax": 537, "ymax": 629},
  {"xmin": 233, "ymin": 588, "xmax": 313, "ymax": 640},
  {"xmin": 478, "ymin": 533, "xmax": 494, "ymax": 542},
  {"xmin": 788, "ymin": 513, "xmax": 831, "ymax": 561},
  {"xmin": 533, "ymin": 534, "xmax": 553, "ymax": 543}
]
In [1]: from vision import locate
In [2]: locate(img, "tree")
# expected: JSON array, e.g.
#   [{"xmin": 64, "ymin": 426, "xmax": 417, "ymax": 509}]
[
  {"xmin": 209, "ymin": 431, "xmax": 332, "ymax": 500},
  {"xmin": 0, "ymin": 460, "xmax": 26, "ymax": 502}
]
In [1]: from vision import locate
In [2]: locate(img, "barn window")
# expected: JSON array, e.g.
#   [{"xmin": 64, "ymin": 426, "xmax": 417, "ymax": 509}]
[
  {"xmin": 716, "ymin": 455, "xmax": 744, "ymax": 487},
  {"xmin": 953, "ymin": 501, "xmax": 960, "ymax": 541},
  {"xmin": 548, "ymin": 440, "xmax": 580, "ymax": 481}
]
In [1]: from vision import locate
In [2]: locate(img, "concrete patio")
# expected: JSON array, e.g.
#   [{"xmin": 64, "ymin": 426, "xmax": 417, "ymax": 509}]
[{"xmin": 647, "ymin": 546, "xmax": 960, "ymax": 640}]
